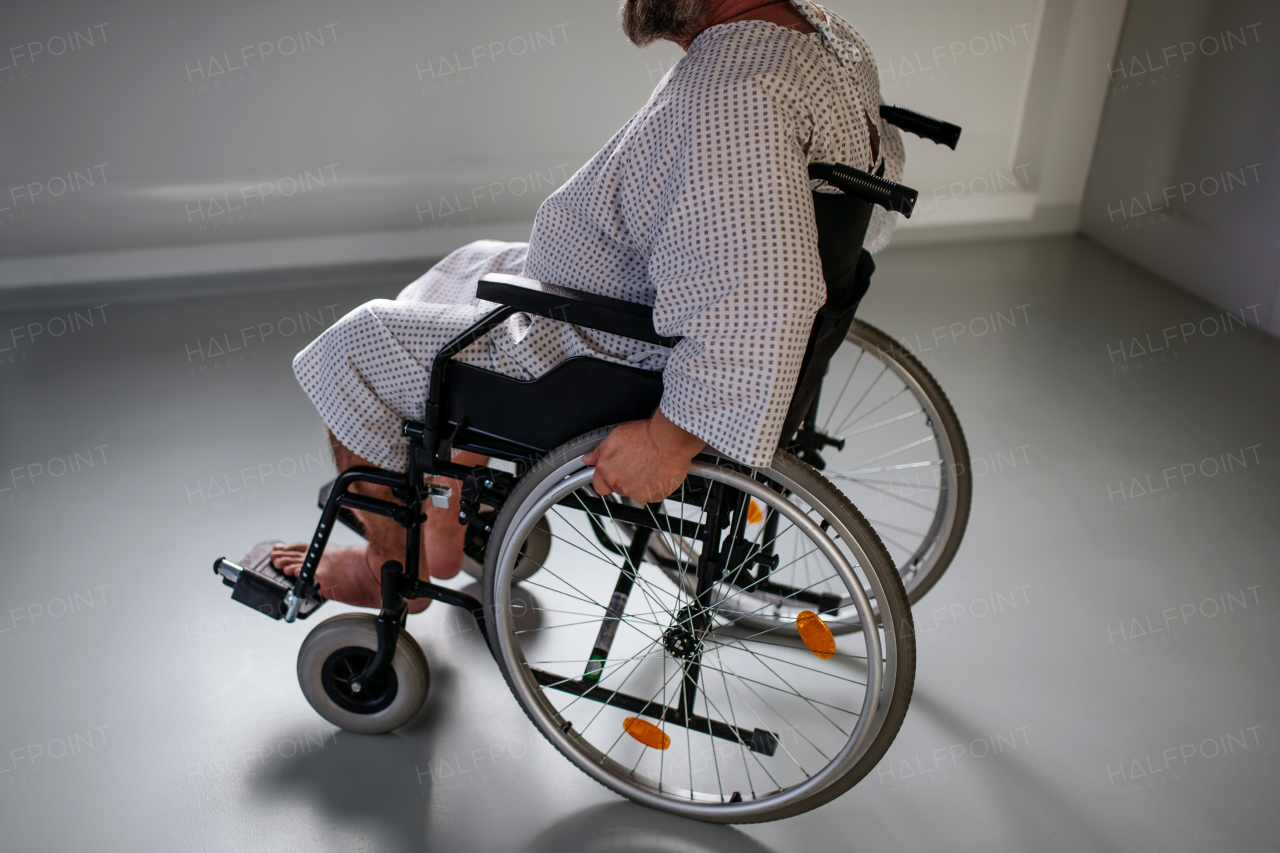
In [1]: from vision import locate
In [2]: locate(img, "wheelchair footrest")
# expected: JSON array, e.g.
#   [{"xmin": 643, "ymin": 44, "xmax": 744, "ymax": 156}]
[{"xmin": 213, "ymin": 541, "xmax": 325, "ymax": 620}]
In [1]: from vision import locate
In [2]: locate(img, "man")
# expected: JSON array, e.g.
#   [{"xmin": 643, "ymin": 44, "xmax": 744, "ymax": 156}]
[{"xmin": 271, "ymin": 0, "xmax": 904, "ymax": 608}]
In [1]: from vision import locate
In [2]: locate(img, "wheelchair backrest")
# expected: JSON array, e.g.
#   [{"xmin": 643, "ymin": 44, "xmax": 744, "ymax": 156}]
[{"xmin": 778, "ymin": 186, "xmax": 877, "ymax": 443}]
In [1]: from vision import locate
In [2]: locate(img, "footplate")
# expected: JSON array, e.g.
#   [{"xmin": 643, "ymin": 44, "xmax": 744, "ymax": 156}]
[{"xmin": 213, "ymin": 541, "xmax": 325, "ymax": 620}]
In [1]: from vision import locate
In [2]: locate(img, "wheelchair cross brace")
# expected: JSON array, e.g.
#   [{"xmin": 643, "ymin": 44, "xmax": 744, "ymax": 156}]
[{"xmin": 529, "ymin": 668, "xmax": 779, "ymax": 756}]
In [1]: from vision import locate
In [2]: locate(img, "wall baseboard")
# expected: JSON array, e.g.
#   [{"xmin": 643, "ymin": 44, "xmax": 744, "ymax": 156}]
[
  {"xmin": 0, "ymin": 201, "xmax": 1083, "ymax": 293},
  {"xmin": 0, "ymin": 221, "xmax": 534, "ymax": 291},
  {"xmin": 893, "ymin": 201, "xmax": 1079, "ymax": 246}
]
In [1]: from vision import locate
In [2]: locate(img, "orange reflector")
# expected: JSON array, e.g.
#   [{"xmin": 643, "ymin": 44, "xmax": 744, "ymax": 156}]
[
  {"xmin": 623, "ymin": 717, "xmax": 671, "ymax": 750},
  {"xmin": 796, "ymin": 610, "xmax": 836, "ymax": 659},
  {"xmin": 746, "ymin": 499, "xmax": 763, "ymax": 524}
]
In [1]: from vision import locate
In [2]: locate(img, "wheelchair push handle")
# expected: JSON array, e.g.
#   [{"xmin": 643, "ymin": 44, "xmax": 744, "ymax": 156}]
[
  {"xmin": 879, "ymin": 104, "xmax": 962, "ymax": 150},
  {"xmin": 808, "ymin": 162, "xmax": 918, "ymax": 218}
]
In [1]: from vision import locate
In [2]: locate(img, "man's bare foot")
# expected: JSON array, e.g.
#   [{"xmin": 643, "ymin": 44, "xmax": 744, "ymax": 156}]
[{"xmin": 270, "ymin": 543, "xmax": 430, "ymax": 613}]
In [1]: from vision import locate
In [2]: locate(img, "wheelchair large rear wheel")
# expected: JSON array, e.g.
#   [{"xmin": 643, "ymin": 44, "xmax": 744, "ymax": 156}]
[
  {"xmin": 802, "ymin": 319, "xmax": 971, "ymax": 604},
  {"xmin": 644, "ymin": 318, "xmax": 970, "ymax": 635},
  {"xmin": 482, "ymin": 429, "xmax": 914, "ymax": 823}
]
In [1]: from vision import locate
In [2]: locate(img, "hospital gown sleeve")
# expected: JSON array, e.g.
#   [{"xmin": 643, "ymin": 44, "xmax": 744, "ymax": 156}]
[{"xmin": 641, "ymin": 74, "xmax": 827, "ymax": 468}]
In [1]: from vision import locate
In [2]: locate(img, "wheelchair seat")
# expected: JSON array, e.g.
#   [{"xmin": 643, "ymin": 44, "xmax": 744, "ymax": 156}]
[{"xmin": 445, "ymin": 358, "xmax": 664, "ymax": 457}]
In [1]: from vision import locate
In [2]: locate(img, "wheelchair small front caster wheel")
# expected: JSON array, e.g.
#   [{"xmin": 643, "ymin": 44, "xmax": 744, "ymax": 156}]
[{"xmin": 297, "ymin": 613, "xmax": 429, "ymax": 734}]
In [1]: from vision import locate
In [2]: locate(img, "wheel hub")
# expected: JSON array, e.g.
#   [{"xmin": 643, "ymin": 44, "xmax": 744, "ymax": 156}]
[
  {"xmin": 663, "ymin": 626, "xmax": 699, "ymax": 659},
  {"xmin": 321, "ymin": 646, "xmax": 398, "ymax": 714}
]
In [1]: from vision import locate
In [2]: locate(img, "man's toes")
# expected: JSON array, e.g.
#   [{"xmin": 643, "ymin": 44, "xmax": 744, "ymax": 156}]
[{"xmin": 271, "ymin": 552, "xmax": 304, "ymax": 576}]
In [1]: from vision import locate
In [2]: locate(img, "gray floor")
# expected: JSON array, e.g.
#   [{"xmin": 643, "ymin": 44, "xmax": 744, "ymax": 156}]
[{"xmin": 1, "ymin": 235, "xmax": 1276, "ymax": 852}]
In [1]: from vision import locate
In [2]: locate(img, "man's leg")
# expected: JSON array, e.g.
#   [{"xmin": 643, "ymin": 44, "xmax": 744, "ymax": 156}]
[{"xmin": 271, "ymin": 429, "xmax": 484, "ymax": 610}]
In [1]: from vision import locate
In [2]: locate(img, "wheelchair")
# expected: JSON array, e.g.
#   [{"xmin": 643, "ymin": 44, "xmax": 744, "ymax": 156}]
[{"xmin": 211, "ymin": 106, "xmax": 966, "ymax": 823}]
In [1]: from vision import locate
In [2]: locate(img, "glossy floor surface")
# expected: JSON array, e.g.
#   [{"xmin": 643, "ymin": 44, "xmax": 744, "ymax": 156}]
[{"xmin": 1, "ymin": 236, "xmax": 1276, "ymax": 851}]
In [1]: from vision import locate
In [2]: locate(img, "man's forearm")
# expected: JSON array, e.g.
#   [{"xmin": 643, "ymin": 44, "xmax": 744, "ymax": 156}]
[{"xmin": 649, "ymin": 407, "xmax": 706, "ymax": 463}]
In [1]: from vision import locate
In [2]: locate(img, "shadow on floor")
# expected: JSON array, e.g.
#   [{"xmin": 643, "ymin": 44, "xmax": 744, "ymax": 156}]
[
  {"xmin": 458, "ymin": 580, "xmax": 545, "ymax": 635},
  {"xmin": 903, "ymin": 682, "xmax": 1118, "ymax": 851},
  {"xmin": 526, "ymin": 801, "xmax": 779, "ymax": 853},
  {"xmin": 248, "ymin": 649, "xmax": 461, "ymax": 853},
  {"xmin": 252, "ymin": 726, "xmax": 430, "ymax": 853}
]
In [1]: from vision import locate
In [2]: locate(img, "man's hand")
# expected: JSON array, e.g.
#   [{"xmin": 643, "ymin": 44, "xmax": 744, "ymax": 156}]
[{"xmin": 581, "ymin": 409, "xmax": 706, "ymax": 503}]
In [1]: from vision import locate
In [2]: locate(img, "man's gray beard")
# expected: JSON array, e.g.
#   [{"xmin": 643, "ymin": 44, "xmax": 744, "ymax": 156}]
[{"xmin": 619, "ymin": 0, "xmax": 710, "ymax": 47}]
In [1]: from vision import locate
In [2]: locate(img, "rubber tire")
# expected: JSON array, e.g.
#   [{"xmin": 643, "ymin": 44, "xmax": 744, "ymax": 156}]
[
  {"xmin": 846, "ymin": 318, "xmax": 972, "ymax": 604},
  {"xmin": 482, "ymin": 428, "xmax": 915, "ymax": 823},
  {"xmin": 745, "ymin": 450, "xmax": 915, "ymax": 821},
  {"xmin": 462, "ymin": 516, "xmax": 551, "ymax": 581},
  {"xmin": 297, "ymin": 613, "xmax": 430, "ymax": 734}
]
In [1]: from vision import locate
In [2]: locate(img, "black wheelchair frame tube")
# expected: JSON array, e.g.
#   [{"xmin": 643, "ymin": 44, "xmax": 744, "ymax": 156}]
[
  {"xmin": 679, "ymin": 482, "xmax": 738, "ymax": 722},
  {"xmin": 422, "ymin": 305, "xmax": 517, "ymax": 474},
  {"xmin": 294, "ymin": 466, "xmax": 404, "ymax": 596},
  {"xmin": 288, "ymin": 303, "xmax": 527, "ymax": 681},
  {"xmin": 291, "ymin": 459, "xmax": 493, "ymax": 687},
  {"xmin": 584, "ymin": 526, "xmax": 653, "ymax": 682}
]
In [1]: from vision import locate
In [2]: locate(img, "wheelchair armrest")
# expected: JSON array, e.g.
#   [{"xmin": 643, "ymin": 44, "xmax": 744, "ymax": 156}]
[{"xmin": 476, "ymin": 273, "xmax": 680, "ymax": 348}]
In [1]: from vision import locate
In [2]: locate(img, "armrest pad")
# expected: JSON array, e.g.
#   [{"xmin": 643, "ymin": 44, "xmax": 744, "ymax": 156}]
[{"xmin": 476, "ymin": 273, "xmax": 680, "ymax": 348}]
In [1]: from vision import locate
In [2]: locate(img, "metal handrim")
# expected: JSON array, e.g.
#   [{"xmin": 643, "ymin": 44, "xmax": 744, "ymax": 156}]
[
  {"xmin": 838, "ymin": 323, "xmax": 960, "ymax": 596},
  {"xmin": 489, "ymin": 456, "xmax": 888, "ymax": 821}
]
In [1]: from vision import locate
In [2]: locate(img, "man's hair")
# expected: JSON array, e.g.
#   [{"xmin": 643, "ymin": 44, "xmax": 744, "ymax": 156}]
[{"xmin": 620, "ymin": 0, "xmax": 710, "ymax": 48}]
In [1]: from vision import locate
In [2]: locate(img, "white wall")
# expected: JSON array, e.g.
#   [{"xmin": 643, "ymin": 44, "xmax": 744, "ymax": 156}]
[
  {"xmin": 0, "ymin": 0, "xmax": 1127, "ymax": 288},
  {"xmin": 1079, "ymin": 0, "xmax": 1279, "ymax": 337},
  {"xmin": 841, "ymin": 0, "xmax": 1128, "ymax": 246}
]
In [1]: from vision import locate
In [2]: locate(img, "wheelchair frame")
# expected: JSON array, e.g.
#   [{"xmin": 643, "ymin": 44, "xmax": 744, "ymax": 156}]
[{"xmin": 212, "ymin": 102, "xmax": 961, "ymax": 740}]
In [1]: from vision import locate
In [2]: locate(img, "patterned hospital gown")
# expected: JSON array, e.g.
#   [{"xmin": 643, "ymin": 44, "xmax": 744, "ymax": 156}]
[{"xmin": 294, "ymin": 0, "xmax": 905, "ymax": 471}]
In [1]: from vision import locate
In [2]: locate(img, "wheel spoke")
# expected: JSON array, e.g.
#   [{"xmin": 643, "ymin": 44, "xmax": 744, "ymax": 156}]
[
  {"xmin": 846, "ymin": 436, "xmax": 937, "ymax": 471},
  {"xmin": 843, "ymin": 476, "xmax": 941, "ymax": 491},
  {"xmin": 831, "ymin": 362, "xmax": 890, "ymax": 436},
  {"xmin": 819, "ymin": 346, "xmax": 865, "ymax": 432},
  {"xmin": 836, "ymin": 407, "xmax": 925, "ymax": 440},
  {"xmin": 831, "ymin": 459, "xmax": 941, "ymax": 476},
  {"xmin": 704, "ymin": 644, "xmax": 812, "ymax": 779},
  {"xmin": 833, "ymin": 385, "xmax": 912, "ymax": 435},
  {"xmin": 489, "ymin": 443, "xmax": 912, "ymax": 813},
  {"xmin": 716, "ymin": 637, "xmax": 853, "ymax": 737}
]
